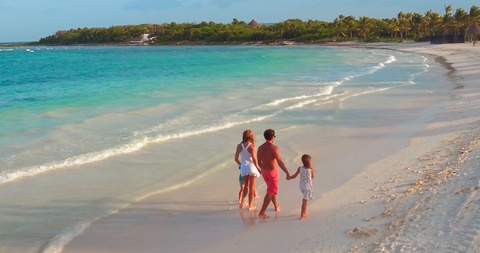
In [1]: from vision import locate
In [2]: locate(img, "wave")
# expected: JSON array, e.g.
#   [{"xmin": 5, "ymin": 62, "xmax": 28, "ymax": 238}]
[
  {"xmin": 0, "ymin": 99, "xmax": 283, "ymax": 185},
  {"xmin": 0, "ymin": 54, "xmax": 401, "ymax": 186}
]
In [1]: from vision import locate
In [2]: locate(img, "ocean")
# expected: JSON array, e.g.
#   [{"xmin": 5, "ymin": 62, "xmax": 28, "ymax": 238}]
[{"xmin": 0, "ymin": 45, "xmax": 449, "ymax": 252}]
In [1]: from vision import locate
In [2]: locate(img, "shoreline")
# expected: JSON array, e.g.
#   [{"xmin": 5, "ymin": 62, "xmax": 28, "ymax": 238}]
[
  {"xmin": 63, "ymin": 42, "xmax": 480, "ymax": 253},
  {"xmin": 318, "ymin": 42, "xmax": 480, "ymax": 251},
  {"xmin": 352, "ymin": 42, "xmax": 480, "ymax": 251},
  {"xmin": 2, "ymin": 39, "xmax": 431, "ymax": 48}
]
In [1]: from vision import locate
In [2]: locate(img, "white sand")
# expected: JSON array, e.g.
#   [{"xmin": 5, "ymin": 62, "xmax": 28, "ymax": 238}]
[{"xmin": 64, "ymin": 43, "xmax": 480, "ymax": 253}]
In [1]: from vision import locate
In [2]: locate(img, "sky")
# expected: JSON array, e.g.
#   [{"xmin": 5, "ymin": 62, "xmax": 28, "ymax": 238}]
[{"xmin": 1, "ymin": 0, "xmax": 479, "ymax": 42}]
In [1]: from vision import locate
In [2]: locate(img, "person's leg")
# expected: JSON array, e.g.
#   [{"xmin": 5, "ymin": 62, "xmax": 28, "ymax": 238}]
[
  {"xmin": 267, "ymin": 169, "xmax": 279, "ymax": 212},
  {"xmin": 272, "ymin": 195, "xmax": 280, "ymax": 212},
  {"xmin": 253, "ymin": 178, "xmax": 260, "ymax": 199},
  {"xmin": 239, "ymin": 176, "xmax": 249, "ymax": 209},
  {"xmin": 248, "ymin": 176, "xmax": 257, "ymax": 210},
  {"xmin": 254, "ymin": 187, "xmax": 261, "ymax": 198},
  {"xmin": 300, "ymin": 199, "xmax": 308, "ymax": 219},
  {"xmin": 238, "ymin": 181, "xmax": 244, "ymax": 204},
  {"xmin": 258, "ymin": 193, "xmax": 272, "ymax": 219}
]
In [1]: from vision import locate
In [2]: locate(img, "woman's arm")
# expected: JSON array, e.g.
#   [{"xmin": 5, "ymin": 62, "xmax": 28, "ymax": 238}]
[
  {"xmin": 249, "ymin": 145, "xmax": 262, "ymax": 173},
  {"xmin": 234, "ymin": 144, "xmax": 241, "ymax": 166}
]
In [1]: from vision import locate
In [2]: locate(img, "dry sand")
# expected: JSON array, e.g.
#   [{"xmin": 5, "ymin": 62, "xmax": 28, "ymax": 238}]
[{"xmin": 63, "ymin": 42, "xmax": 480, "ymax": 253}]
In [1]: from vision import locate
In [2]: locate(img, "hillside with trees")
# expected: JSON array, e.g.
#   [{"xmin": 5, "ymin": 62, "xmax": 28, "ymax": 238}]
[{"xmin": 37, "ymin": 4, "xmax": 480, "ymax": 45}]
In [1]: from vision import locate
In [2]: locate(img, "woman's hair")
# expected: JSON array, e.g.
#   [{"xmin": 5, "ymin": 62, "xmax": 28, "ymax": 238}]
[
  {"xmin": 301, "ymin": 154, "xmax": 312, "ymax": 168},
  {"xmin": 242, "ymin": 130, "xmax": 255, "ymax": 144}
]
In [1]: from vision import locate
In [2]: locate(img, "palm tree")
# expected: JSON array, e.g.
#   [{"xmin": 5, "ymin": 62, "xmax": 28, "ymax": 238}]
[
  {"xmin": 433, "ymin": 12, "xmax": 442, "ymax": 36},
  {"xmin": 405, "ymin": 12, "xmax": 415, "ymax": 38},
  {"xmin": 469, "ymin": 5, "xmax": 480, "ymax": 24},
  {"xmin": 358, "ymin": 16, "xmax": 373, "ymax": 40},
  {"xmin": 333, "ymin": 15, "xmax": 347, "ymax": 39},
  {"xmin": 442, "ymin": 4, "xmax": 454, "ymax": 35},
  {"xmin": 466, "ymin": 5, "xmax": 480, "ymax": 43},
  {"xmin": 422, "ymin": 10, "xmax": 433, "ymax": 37},
  {"xmin": 344, "ymin": 16, "xmax": 357, "ymax": 38},
  {"xmin": 453, "ymin": 8, "xmax": 469, "ymax": 35},
  {"xmin": 410, "ymin": 13, "xmax": 424, "ymax": 39},
  {"xmin": 397, "ymin": 12, "xmax": 408, "ymax": 39},
  {"xmin": 387, "ymin": 18, "xmax": 399, "ymax": 38},
  {"xmin": 372, "ymin": 19, "xmax": 388, "ymax": 38}
]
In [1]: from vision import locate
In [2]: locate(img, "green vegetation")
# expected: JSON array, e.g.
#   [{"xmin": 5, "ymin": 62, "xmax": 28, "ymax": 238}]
[{"xmin": 37, "ymin": 4, "xmax": 480, "ymax": 45}]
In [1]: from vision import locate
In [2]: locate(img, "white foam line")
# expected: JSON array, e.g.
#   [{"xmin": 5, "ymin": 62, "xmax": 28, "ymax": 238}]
[
  {"xmin": 338, "ymin": 83, "xmax": 408, "ymax": 103},
  {"xmin": 266, "ymin": 86, "xmax": 334, "ymax": 107},
  {"xmin": 280, "ymin": 56, "xmax": 396, "ymax": 108},
  {"xmin": 0, "ymin": 111, "xmax": 278, "ymax": 185},
  {"xmin": 285, "ymin": 99, "xmax": 317, "ymax": 110},
  {"xmin": 0, "ymin": 141, "xmax": 146, "ymax": 185}
]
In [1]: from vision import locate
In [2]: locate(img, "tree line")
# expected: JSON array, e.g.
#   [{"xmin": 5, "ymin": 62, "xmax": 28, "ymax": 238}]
[{"xmin": 38, "ymin": 4, "xmax": 480, "ymax": 45}]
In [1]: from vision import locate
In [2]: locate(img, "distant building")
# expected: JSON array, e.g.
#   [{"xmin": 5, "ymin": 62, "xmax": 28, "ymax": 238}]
[
  {"xmin": 129, "ymin": 34, "xmax": 157, "ymax": 45},
  {"xmin": 248, "ymin": 19, "xmax": 259, "ymax": 28}
]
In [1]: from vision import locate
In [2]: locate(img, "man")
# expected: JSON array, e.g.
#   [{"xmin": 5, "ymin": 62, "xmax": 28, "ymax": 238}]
[{"xmin": 257, "ymin": 129, "xmax": 290, "ymax": 219}]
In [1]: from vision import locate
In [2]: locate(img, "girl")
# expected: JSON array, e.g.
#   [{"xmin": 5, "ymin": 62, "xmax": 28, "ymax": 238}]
[{"xmin": 290, "ymin": 154, "xmax": 314, "ymax": 219}]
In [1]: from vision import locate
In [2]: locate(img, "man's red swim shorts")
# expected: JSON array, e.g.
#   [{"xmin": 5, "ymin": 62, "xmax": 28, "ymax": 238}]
[{"xmin": 262, "ymin": 169, "xmax": 279, "ymax": 195}]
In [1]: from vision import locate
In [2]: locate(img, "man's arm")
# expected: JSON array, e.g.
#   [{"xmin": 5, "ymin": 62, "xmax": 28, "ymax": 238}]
[{"xmin": 274, "ymin": 147, "xmax": 290, "ymax": 179}]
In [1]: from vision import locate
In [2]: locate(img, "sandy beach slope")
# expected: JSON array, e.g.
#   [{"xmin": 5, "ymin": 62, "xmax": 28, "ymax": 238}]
[{"xmin": 64, "ymin": 42, "xmax": 480, "ymax": 253}]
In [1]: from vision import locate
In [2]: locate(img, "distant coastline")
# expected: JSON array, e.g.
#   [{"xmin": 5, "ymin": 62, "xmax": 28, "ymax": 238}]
[
  {"xmin": 1, "ymin": 39, "xmax": 418, "ymax": 48},
  {"xmin": 0, "ymin": 42, "xmax": 35, "ymax": 46}
]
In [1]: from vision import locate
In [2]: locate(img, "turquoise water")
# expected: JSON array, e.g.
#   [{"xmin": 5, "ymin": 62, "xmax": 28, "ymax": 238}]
[
  {"xmin": 0, "ymin": 46, "xmax": 410, "ymax": 181},
  {"xmin": 0, "ymin": 45, "xmax": 443, "ymax": 252}
]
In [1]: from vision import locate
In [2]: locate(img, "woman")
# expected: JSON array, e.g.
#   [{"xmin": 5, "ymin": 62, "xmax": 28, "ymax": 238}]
[{"xmin": 234, "ymin": 130, "xmax": 262, "ymax": 210}]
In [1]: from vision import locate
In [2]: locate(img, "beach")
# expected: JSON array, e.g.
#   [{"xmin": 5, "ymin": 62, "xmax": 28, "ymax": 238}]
[{"xmin": 58, "ymin": 42, "xmax": 480, "ymax": 253}]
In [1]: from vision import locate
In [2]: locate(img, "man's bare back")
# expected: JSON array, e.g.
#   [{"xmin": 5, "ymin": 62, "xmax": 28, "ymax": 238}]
[
  {"xmin": 257, "ymin": 129, "xmax": 290, "ymax": 219},
  {"xmin": 257, "ymin": 142, "xmax": 280, "ymax": 171}
]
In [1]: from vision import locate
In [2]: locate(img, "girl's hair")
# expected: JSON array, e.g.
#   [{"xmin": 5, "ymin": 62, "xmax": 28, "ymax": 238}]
[
  {"xmin": 301, "ymin": 154, "xmax": 312, "ymax": 168},
  {"xmin": 242, "ymin": 130, "xmax": 255, "ymax": 144}
]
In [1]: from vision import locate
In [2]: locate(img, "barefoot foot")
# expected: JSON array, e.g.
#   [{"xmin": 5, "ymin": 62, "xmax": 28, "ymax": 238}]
[
  {"xmin": 258, "ymin": 213, "xmax": 270, "ymax": 219},
  {"xmin": 248, "ymin": 206, "xmax": 257, "ymax": 211}
]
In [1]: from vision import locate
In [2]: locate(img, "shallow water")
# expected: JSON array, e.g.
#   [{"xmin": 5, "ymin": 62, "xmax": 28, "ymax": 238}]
[{"xmin": 0, "ymin": 45, "xmax": 450, "ymax": 252}]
